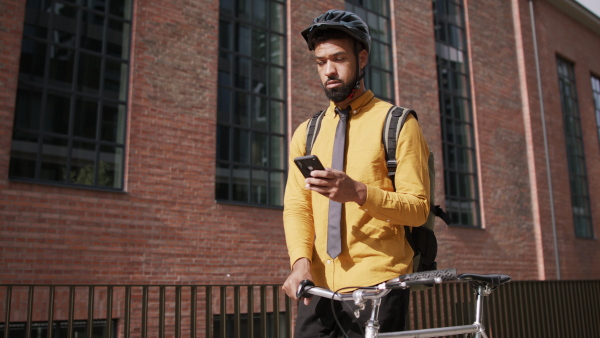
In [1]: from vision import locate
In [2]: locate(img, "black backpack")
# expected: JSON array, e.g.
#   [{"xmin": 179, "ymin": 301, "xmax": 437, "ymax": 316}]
[{"xmin": 304, "ymin": 105, "xmax": 452, "ymax": 276}]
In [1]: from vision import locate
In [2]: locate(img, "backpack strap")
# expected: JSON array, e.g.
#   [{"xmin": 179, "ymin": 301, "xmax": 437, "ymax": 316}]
[
  {"xmin": 382, "ymin": 106, "xmax": 418, "ymax": 184},
  {"xmin": 433, "ymin": 205, "xmax": 453, "ymax": 225},
  {"xmin": 305, "ymin": 110, "xmax": 325, "ymax": 155}
]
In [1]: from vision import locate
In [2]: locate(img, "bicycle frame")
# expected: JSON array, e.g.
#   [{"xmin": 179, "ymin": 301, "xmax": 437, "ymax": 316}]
[{"xmin": 376, "ymin": 284, "xmax": 492, "ymax": 338}]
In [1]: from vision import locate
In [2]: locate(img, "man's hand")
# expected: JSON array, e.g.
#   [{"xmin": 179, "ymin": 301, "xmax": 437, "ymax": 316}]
[
  {"xmin": 305, "ymin": 168, "xmax": 367, "ymax": 205},
  {"xmin": 282, "ymin": 258, "xmax": 313, "ymax": 305}
]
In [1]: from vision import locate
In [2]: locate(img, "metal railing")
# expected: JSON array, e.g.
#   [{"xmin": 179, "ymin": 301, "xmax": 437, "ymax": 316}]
[
  {"xmin": 0, "ymin": 284, "xmax": 293, "ymax": 338},
  {"xmin": 407, "ymin": 279, "xmax": 600, "ymax": 337},
  {"xmin": 2, "ymin": 280, "xmax": 599, "ymax": 337}
]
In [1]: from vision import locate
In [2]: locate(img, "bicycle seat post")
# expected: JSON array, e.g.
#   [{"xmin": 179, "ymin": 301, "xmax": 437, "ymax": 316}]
[
  {"xmin": 364, "ymin": 298, "xmax": 381, "ymax": 338},
  {"xmin": 473, "ymin": 284, "xmax": 491, "ymax": 338}
]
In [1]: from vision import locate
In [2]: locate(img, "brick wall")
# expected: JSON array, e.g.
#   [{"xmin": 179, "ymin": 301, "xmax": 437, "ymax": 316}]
[
  {"xmin": 0, "ymin": 0, "xmax": 599, "ymax": 291},
  {"xmin": 526, "ymin": 0, "xmax": 600, "ymax": 280},
  {"xmin": 0, "ymin": 0, "xmax": 289, "ymax": 286}
]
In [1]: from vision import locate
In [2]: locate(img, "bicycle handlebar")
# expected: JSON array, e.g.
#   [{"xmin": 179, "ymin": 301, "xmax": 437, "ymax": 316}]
[{"xmin": 297, "ymin": 268, "xmax": 458, "ymax": 301}]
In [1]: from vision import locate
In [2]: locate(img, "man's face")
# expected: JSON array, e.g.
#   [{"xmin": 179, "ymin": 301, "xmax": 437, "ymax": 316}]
[{"xmin": 313, "ymin": 38, "xmax": 361, "ymax": 103}]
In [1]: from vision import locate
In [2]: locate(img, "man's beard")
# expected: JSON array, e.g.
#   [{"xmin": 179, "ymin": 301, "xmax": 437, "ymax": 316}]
[{"xmin": 322, "ymin": 76, "xmax": 356, "ymax": 103}]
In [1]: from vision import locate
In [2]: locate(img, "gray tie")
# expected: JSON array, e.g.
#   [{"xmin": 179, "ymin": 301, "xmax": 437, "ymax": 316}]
[{"xmin": 327, "ymin": 107, "xmax": 349, "ymax": 259}]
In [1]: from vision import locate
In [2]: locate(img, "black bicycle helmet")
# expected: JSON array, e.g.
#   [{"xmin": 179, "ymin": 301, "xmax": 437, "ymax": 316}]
[{"xmin": 301, "ymin": 9, "xmax": 371, "ymax": 53}]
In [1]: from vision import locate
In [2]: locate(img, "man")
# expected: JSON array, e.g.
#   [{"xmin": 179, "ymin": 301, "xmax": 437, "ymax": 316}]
[{"xmin": 282, "ymin": 10, "xmax": 431, "ymax": 337}]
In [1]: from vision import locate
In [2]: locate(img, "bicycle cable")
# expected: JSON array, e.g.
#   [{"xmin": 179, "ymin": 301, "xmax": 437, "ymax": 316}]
[{"xmin": 330, "ymin": 286, "xmax": 375, "ymax": 338}]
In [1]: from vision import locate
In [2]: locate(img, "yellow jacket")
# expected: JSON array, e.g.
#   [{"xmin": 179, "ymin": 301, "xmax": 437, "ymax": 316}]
[{"xmin": 283, "ymin": 91, "xmax": 430, "ymax": 291}]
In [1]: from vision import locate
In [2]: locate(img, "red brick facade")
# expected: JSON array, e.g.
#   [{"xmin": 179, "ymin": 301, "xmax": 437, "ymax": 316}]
[{"xmin": 1, "ymin": 0, "xmax": 599, "ymax": 293}]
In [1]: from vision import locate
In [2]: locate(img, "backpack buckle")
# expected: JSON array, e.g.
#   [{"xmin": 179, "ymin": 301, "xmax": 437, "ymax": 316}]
[{"xmin": 386, "ymin": 160, "xmax": 397, "ymax": 170}]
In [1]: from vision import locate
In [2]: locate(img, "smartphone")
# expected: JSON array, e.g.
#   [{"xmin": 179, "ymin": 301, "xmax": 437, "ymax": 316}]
[{"xmin": 294, "ymin": 155, "xmax": 325, "ymax": 178}]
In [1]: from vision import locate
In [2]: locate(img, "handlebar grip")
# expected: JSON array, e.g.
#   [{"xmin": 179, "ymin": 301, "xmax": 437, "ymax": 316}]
[
  {"xmin": 296, "ymin": 279, "xmax": 315, "ymax": 299},
  {"xmin": 399, "ymin": 268, "xmax": 457, "ymax": 283}
]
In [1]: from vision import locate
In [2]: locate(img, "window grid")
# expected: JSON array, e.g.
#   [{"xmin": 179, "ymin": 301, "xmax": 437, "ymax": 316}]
[
  {"xmin": 216, "ymin": 0, "xmax": 287, "ymax": 207},
  {"xmin": 10, "ymin": 0, "xmax": 132, "ymax": 190},
  {"xmin": 345, "ymin": 0, "xmax": 395, "ymax": 103},
  {"xmin": 592, "ymin": 75, "xmax": 600, "ymax": 148},
  {"xmin": 557, "ymin": 57, "xmax": 593, "ymax": 238},
  {"xmin": 433, "ymin": 0, "xmax": 480, "ymax": 227}
]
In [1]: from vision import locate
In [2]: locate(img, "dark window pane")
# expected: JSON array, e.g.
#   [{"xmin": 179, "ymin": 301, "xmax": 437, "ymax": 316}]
[
  {"xmin": 52, "ymin": 4, "xmax": 78, "ymax": 47},
  {"xmin": 232, "ymin": 128, "xmax": 249, "ymax": 164},
  {"xmin": 252, "ymin": 96, "xmax": 268, "ymax": 131},
  {"xmin": 232, "ymin": 165, "xmax": 249, "ymax": 202},
  {"xmin": 73, "ymin": 98, "xmax": 98, "ymax": 139},
  {"xmin": 215, "ymin": 163, "xmax": 230, "ymax": 199},
  {"xmin": 252, "ymin": 132, "xmax": 268, "ymax": 167},
  {"xmin": 104, "ymin": 59, "xmax": 127, "ymax": 100},
  {"xmin": 235, "ymin": 24, "xmax": 251, "ymax": 56},
  {"xmin": 270, "ymin": 135, "xmax": 284, "ymax": 169},
  {"xmin": 98, "ymin": 145, "xmax": 123, "ymax": 188},
  {"xmin": 252, "ymin": 0, "xmax": 266, "ymax": 26},
  {"xmin": 23, "ymin": 23, "xmax": 48, "ymax": 39},
  {"xmin": 269, "ymin": 171, "xmax": 284, "ymax": 205},
  {"xmin": 9, "ymin": 131, "xmax": 38, "ymax": 179},
  {"xmin": 40, "ymin": 136, "xmax": 68, "ymax": 182},
  {"xmin": 252, "ymin": 29, "xmax": 267, "ymax": 61},
  {"xmin": 251, "ymin": 169, "xmax": 268, "ymax": 204},
  {"xmin": 19, "ymin": 38, "xmax": 47, "ymax": 80},
  {"xmin": 70, "ymin": 140, "xmax": 96, "ymax": 185},
  {"xmin": 216, "ymin": 125, "xmax": 230, "ymax": 161},
  {"xmin": 101, "ymin": 104, "xmax": 126, "ymax": 143},
  {"xmin": 232, "ymin": 91, "xmax": 250, "ymax": 126},
  {"xmin": 270, "ymin": 34, "xmax": 284, "ymax": 66},
  {"xmin": 78, "ymin": 52, "xmax": 102, "ymax": 94},
  {"xmin": 44, "ymin": 94, "xmax": 71, "ymax": 135},
  {"xmin": 234, "ymin": 56, "xmax": 251, "ymax": 90},
  {"xmin": 14, "ymin": 89, "xmax": 42, "ymax": 130},
  {"xmin": 269, "ymin": 66, "xmax": 283, "ymax": 99},
  {"xmin": 80, "ymin": 11, "xmax": 104, "ymax": 53},
  {"xmin": 217, "ymin": 87, "xmax": 232, "ymax": 123},
  {"xmin": 253, "ymin": 62, "xmax": 267, "ymax": 95},
  {"xmin": 107, "ymin": 19, "xmax": 128, "ymax": 57},
  {"xmin": 270, "ymin": 2, "xmax": 284, "ymax": 33},
  {"xmin": 269, "ymin": 101, "xmax": 284, "ymax": 134}
]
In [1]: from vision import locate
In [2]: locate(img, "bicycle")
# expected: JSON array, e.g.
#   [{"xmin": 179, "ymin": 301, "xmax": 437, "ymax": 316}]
[{"xmin": 296, "ymin": 268, "xmax": 511, "ymax": 338}]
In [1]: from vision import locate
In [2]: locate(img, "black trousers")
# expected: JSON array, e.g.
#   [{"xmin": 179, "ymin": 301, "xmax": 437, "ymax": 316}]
[{"xmin": 294, "ymin": 288, "xmax": 410, "ymax": 338}]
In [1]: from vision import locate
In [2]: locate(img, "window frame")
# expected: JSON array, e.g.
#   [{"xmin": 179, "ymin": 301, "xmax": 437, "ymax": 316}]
[
  {"xmin": 215, "ymin": 0, "xmax": 287, "ymax": 208},
  {"xmin": 591, "ymin": 74, "xmax": 600, "ymax": 149},
  {"xmin": 433, "ymin": 0, "xmax": 481, "ymax": 228},
  {"xmin": 9, "ymin": 0, "xmax": 133, "ymax": 191},
  {"xmin": 345, "ymin": 0, "xmax": 395, "ymax": 103},
  {"xmin": 556, "ymin": 56, "xmax": 594, "ymax": 239}
]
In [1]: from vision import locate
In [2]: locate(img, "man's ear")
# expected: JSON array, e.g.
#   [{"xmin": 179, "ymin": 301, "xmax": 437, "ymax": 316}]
[{"xmin": 359, "ymin": 49, "xmax": 369, "ymax": 69}]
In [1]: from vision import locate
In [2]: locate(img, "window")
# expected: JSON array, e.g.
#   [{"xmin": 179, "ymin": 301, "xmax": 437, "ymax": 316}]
[
  {"xmin": 433, "ymin": 0, "xmax": 480, "ymax": 227},
  {"xmin": 0, "ymin": 319, "xmax": 116, "ymax": 338},
  {"xmin": 345, "ymin": 0, "xmax": 395, "ymax": 103},
  {"xmin": 216, "ymin": 0, "xmax": 287, "ymax": 207},
  {"xmin": 592, "ymin": 75, "xmax": 600, "ymax": 146},
  {"xmin": 9, "ymin": 0, "xmax": 132, "ymax": 190},
  {"xmin": 557, "ymin": 57, "xmax": 593, "ymax": 238}
]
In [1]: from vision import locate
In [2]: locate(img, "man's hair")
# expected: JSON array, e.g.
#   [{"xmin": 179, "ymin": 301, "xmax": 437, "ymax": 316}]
[{"xmin": 309, "ymin": 29, "xmax": 366, "ymax": 55}]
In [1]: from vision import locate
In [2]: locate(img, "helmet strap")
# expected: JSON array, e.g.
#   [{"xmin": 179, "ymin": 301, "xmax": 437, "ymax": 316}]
[{"xmin": 348, "ymin": 50, "xmax": 365, "ymax": 100}]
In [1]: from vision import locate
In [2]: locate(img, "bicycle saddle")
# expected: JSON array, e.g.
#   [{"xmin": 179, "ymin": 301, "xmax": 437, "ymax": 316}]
[{"xmin": 457, "ymin": 273, "xmax": 511, "ymax": 288}]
